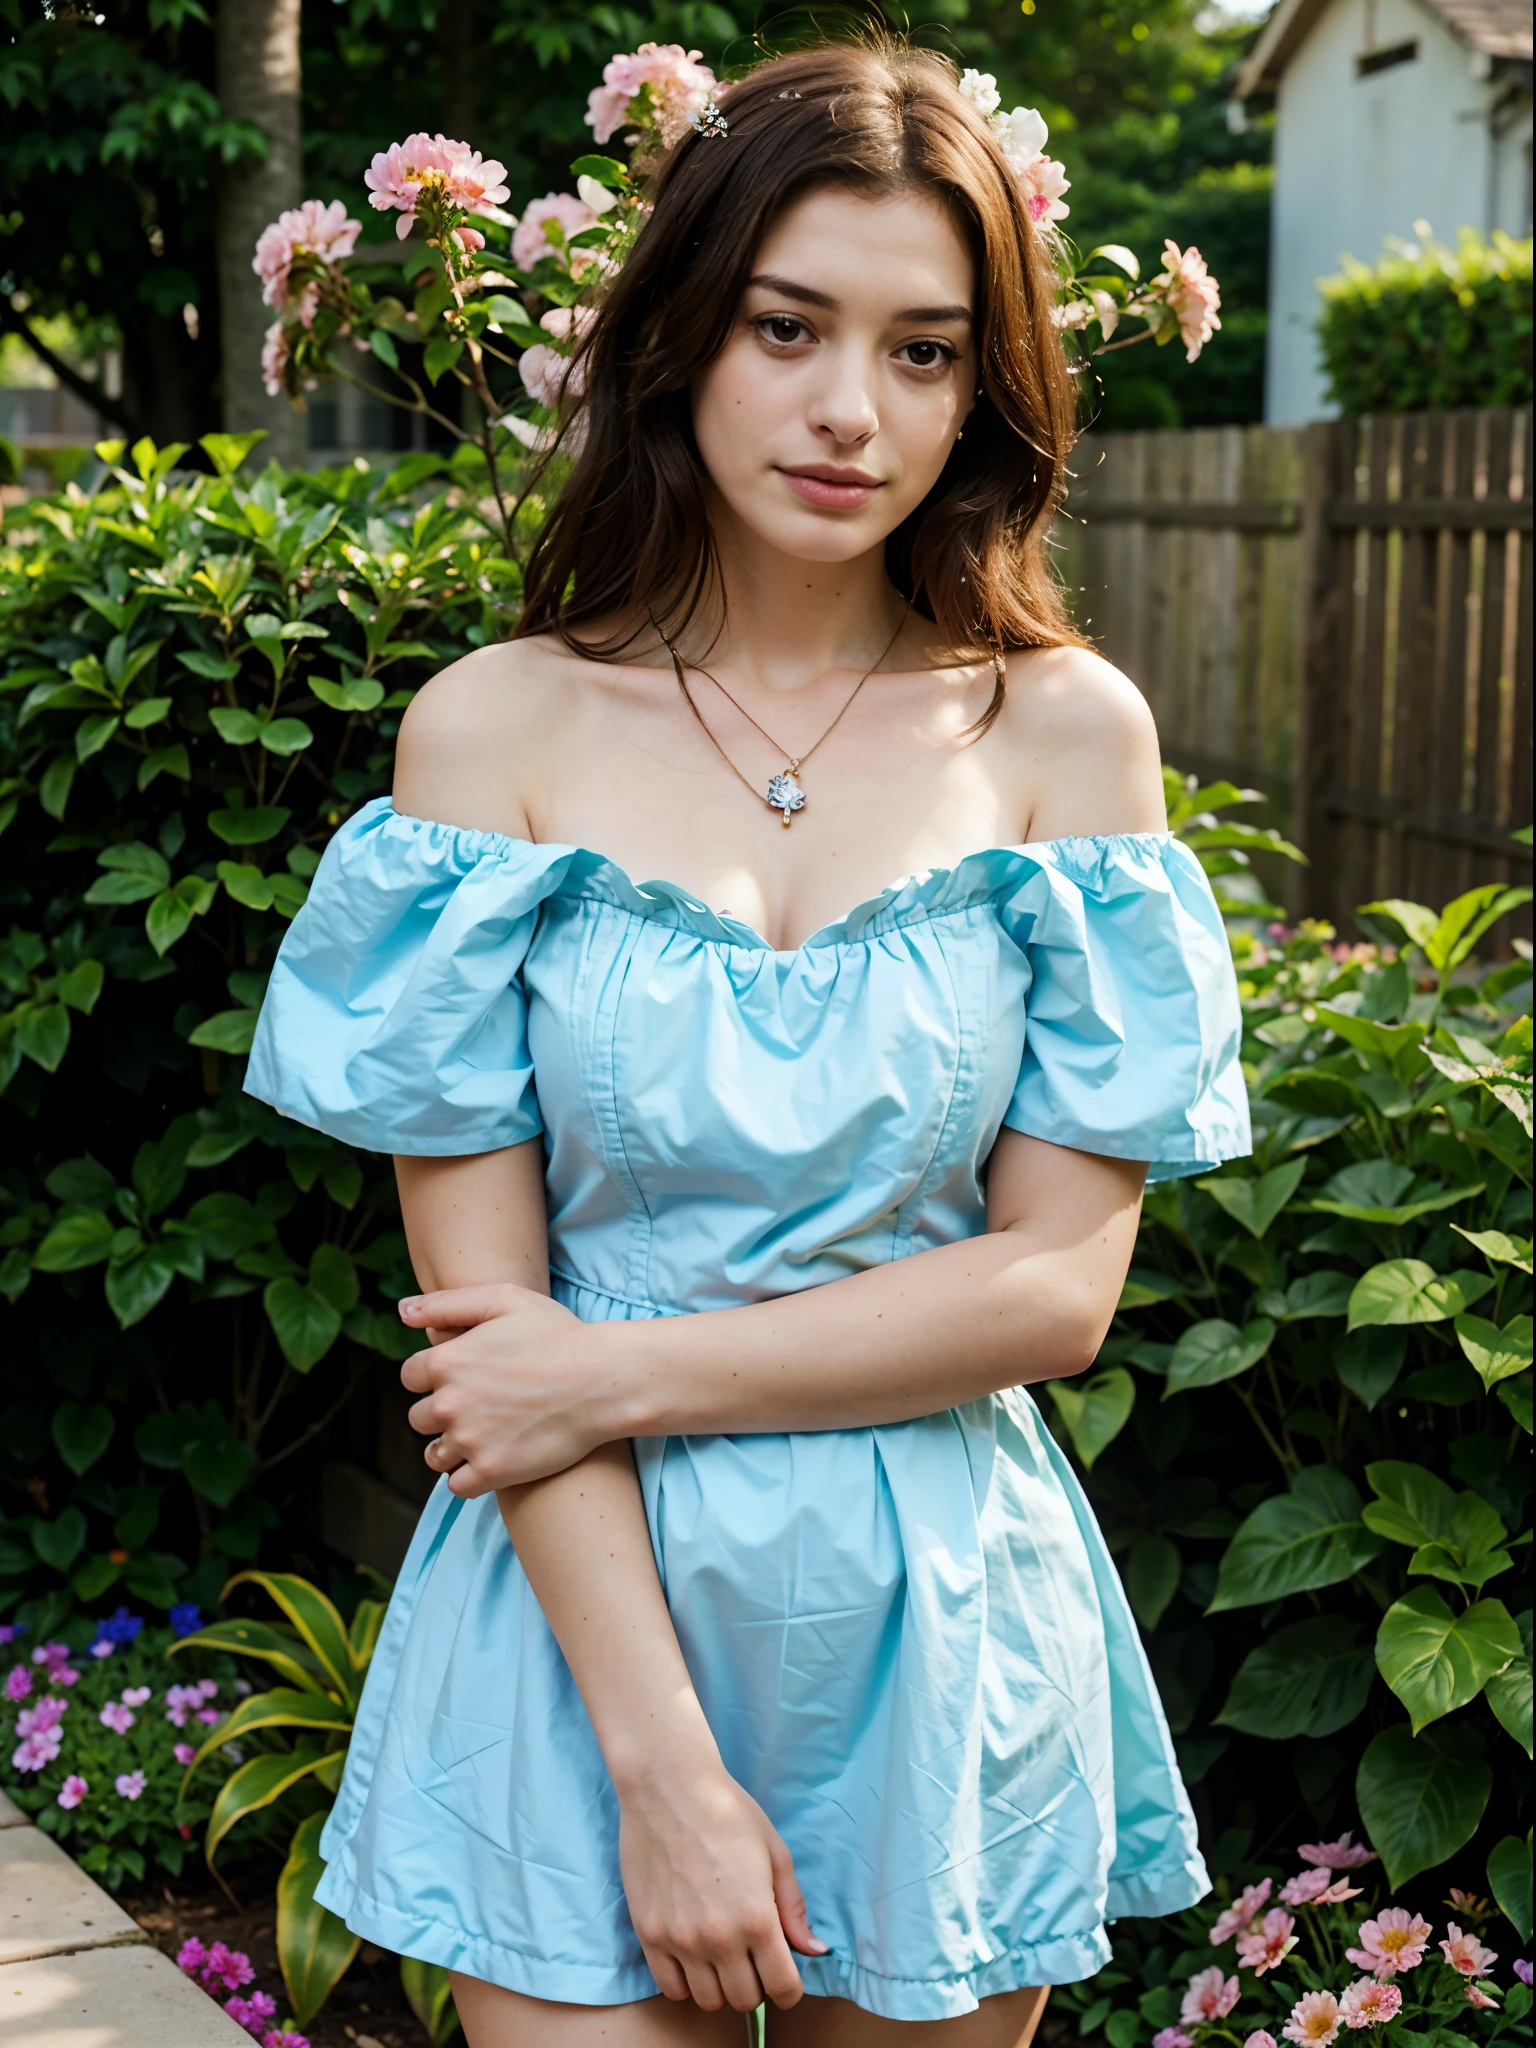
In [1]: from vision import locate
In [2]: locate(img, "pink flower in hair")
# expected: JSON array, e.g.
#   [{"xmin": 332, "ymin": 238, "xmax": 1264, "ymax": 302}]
[{"xmin": 990, "ymin": 106, "xmax": 1071, "ymax": 223}]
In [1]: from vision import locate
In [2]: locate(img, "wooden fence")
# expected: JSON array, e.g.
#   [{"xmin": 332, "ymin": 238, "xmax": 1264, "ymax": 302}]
[{"xmin": 1057, "ymin": 409, "xmax": 1533, "ymax": 931}]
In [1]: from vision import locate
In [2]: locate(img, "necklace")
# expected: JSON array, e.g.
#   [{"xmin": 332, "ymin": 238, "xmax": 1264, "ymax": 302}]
[{"xmin": 658, "ymin": 611, "xmax": 909, "ymax": 827}]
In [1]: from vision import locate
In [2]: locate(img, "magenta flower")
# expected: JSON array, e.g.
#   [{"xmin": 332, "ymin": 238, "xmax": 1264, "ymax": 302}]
[
  {"xmin": 585, "ymin": 43, "xmax": 716, "ymax": 147},
  {"xmin": 1283, "ymin": 1991, "xmax": 1342, "ymax": 2046},
  {"xmin": 56, "ymin": 1774, "xmax": 88, "ymax": 1810},
  {"xmin": 1211, "ymin": 1877, "xmax": 1273, "ymax": 1945},
  {"xmin": 173, "ymin": 1742, "xmax": 197, "ymax": 1767},
  {"xmin": 206, "ymin": 1943, "xmax": 256, "ymax": 1993},
  {"xmin": 1236, "ymin": 1908, "xmax": 1299, "ymax": 1976},
  {"xmin": 1440, "ymin": 1923, "xmax": 1498, "ymax": 1977},
  {"xmin": 225, "ymin": 1988, "xmax": 277, "ymax": 2035},
  {"xmin": 1181, "ymin": 1965, "xmax": 1240, "ymax": 2023},
  {"xmin": 1299, "ymin": 1831, "xmax": 1379, "ymax": 1871},
  {"xmin": 1281, "ymin": 1867, "xmax": 1364, "ymax": 1908},
  {"xmin": 99, "ymin": 1699, "xmax": 135, "ymax": 1734},
  {"xmin": 197, "ymin": 1679, "xmax": 218, "ymax": 1701},
  {"xmin": 89, "ymin": 1639, "xmax": 113, "ymax": 1659},
  {"xmin": 195, "ymin": 1706, "xmax": 222, "ymax": 1725},
  {"xmin": 114, "ymin": 1770, "xmax": 145, "ymax": 1800},
  {"xmin": 1339, "ymin": 1979, "xmax": 1401, "ymax": 2028},
  {"xmin": 259, "ymin": 2033, "xmax": 308, "ymax": 2048},
  {"xmin": 5, "ymin": 1664, "xmax": 32, "ymax": 1703},
  {"xmin": 1346, "ymin": 1908, "xmax": 1431, "ymax": 1978},
  {"xmin": 176, "ymin": 1937, "xmax": 208, "ymax": 1977}
]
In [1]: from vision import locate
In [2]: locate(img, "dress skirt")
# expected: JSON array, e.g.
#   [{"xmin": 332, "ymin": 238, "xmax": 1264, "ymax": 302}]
[{"xmin": 314, "ymin": 1276, "xmax": 1208, "ymax": 2021}]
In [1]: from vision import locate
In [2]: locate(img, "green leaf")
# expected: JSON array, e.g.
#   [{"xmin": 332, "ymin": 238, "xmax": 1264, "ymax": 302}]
[
  {"xmin": 1453, "ymin": 1225, "xmax": 1533, "ymax": 1275},
  {"xmin": 75, "ymin": 712, "xmax": 121, "ymax": 760},
  {"xmin": 38, "ymin": 754, "xmax": 75, "ymax": 820},
  {"xmin": 1455, "ymin": 1313, "xmax": 1533, "ymax": 1391},
  {"xmin": 1165, "ymin": 1317, "xmax": 1275, "ymax": 1396},
  {"xmin": 570, "ymin": 152, "xmax": 629, "ymax": 187},
  {"xmin": 32, "ymin": 1506, "xmax": 87, "ymax": 1573},
  {"xmin": 1196, "ymin": 1159, "xmax": 1305, "ymax": 1238},
  {"xmin": 56, "ymin": 960, "xmax": 104, "ymax": 1013},
  {"xmin": 1116, "ymin": 1266, "xmax": 1181, "ymax": 1309},
  {"xmin": 1208, "ymin": 1466, "xmax": 1383, "ymax": 1612},
  {"xmin": 1488, "ymin": 1833, "xmax": 1533, "ymax": 1942},
  {"xmin": 204, "ymin": 1749, "xmax": 339, "ymax": 1866},
  {"xmin": 1268, "ymin": 1270, "xmax": 1356, "ymax": 1321},
  {"xmin": 1124, "ymin": 1533, "xmax": 1181, "ymax": 1629},
  {"xmin": 278, "ymin": 1811, "xmax": 361, "ymax": 2024},
  {"xmin": 1375, "ymin": 1587, "xmax": 1520, "ymax": 1732},
  {"xmin": 188, "ymin": 1009, "xmax": 260, "ymax": 1055},
  {"xmin": 1312, "ymin": 1161, "xmax": 1483, "ymax": 1228},
  {"xmin": 1217, "ymin": 1616, "xmax": 1375, "ymax": 1738},
  {"xmin": 210, "ymin": 706, "xmax": 262, "ymax": 745},
  {"xmin": 178, "ymin": 651, "xmax": 241, "ymax": 680},
  {"xmin": 308, "ymin": 674, "xmax": 385, "ymax": 713},
  {"xmin": 136, "ymin": 743, "xmax": 190, "ymax": 791},
  {"xmin": 1045, "ymin": 1366, "xmax": 1135, "ymax": 1469},
  {"xmin": 123, "ymin": 696, "xmax": 171, "ymax": 730},
  {"xmin": 16, "ymin": 1003, "xmax": 69, "ymax": 1071},
  {"xmin": 52, "ymin": 1401, "xmax": 114, "ymax": 1476},
  {"xmin": 1498, "ymin": 1372, "xmax": 1532, "ymax": 1434},
  {"xmin": 208, "ymin": 804, "xmax": 291, "ymax": 845},
  {"xmin": 308, "ymin": 1243, "xmax": 359, "ymax": 1316},
  {"xmin": 1347, "ymin": 1260, "xmax": 1492, "ymax": 1330},
  {"xmin": 399, "ymin": 1956, "xmax": 459, "ymax": 2046},
  {"xmin": 1357, "ymin": 1718, "xmax": 1492, "ymax": 1886},
  {"xmin": 260, "ymin": 717, "xmax": 313, "ymax": 755},
  {"xmin": 169, "ymin": 1616, "xmax": 322, "ymax": 1692},
  {"xmin": 184, "ymin": 1436, "xmax": 256, "ymax": 1508},
  {"xmin": 185, "ymin": 1688, "xmax": 352, "ymax": 1777},
  {"xmin": 1485, "ymin": 1612, "xmax": 1532, "ymax": 1758},
  {"xmin": 33, "ymin": 1207, "xmax": 115, "ymax": 1271},
  {"xmin": 423, "ymin": 333, "xmax": 464, "ymax": 384},
  {"xmin": 105, "ymin": 1246, "xmax": 177, "ymax": 1327},
  {"xmin": 214, "ymin": 859, "xmax": 275, "ymax": 910},
  {"xmin": 223, "ymin": 1570, "xmax": 358, "ymax": 1701},
  {"xmin": 199, "ymin": 430, "xmax": 267, "ymax": 478},
  {"xmin": 1362, "ymin": 1460, "xmax": 1459, "ymax": 1547},
  {"xmin": 1357, "ymin": 896, "xmax": 1441, "ymax": 953},
  {"xmin": 369, "ymin": 328, "xmax": 400, "ymax": 370},
  {"xmin": 45, "ymin": 1156, "xmax": 116, "ymax": 1206},
  {"xmin": 263, "ymin": 1277, "xmax": 343, "ymax": 1372}
]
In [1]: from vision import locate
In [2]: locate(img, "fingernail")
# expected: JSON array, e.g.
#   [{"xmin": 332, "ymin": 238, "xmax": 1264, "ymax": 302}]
[
  {"xmin": 399, "ymin": 1297, "xmax": 422, "ymax": 1317},
  {"xmin": 807, "ymin": 1938, "xmax": 829, "ymax": 1953}
]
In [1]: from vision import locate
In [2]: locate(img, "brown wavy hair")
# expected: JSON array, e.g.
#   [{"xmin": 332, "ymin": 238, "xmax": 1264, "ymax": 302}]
[{"xmin": 516, "ymin": 34, "xmax": 1085, "ymax": 671}]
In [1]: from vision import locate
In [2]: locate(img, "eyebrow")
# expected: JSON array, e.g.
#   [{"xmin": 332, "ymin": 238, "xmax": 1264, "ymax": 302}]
[{"xmin": 747, "ymin": 273, "xmax": 973, "ymax": 324}]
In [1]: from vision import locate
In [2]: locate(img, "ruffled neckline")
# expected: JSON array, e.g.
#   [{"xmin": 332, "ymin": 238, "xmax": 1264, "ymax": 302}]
[{"xmin": 359, "ymin": 798, "xmax": 1180, "ymax": 956}]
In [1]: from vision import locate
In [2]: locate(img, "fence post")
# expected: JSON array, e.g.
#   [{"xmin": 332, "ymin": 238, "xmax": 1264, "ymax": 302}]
[{"xmin": 1292, "ymin": 419, "xmax": 1342, "ymax": 923}]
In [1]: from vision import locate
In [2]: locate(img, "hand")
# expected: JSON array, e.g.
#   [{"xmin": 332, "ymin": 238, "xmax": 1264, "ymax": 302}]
[
  {"xmin": 398, "ymin": 1284, "xmax": 615, "ymax": 1495},
  {"xmin": 616, "ymin": 1748, "xmax": 827, "ymax": 2012}
]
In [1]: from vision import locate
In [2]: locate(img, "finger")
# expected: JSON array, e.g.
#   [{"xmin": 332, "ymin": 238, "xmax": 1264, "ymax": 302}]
[
  {"xmin": 406, "ymin": 1392, "xmax": 452, "ymax": 1439},
  {"xmin": 445, "ymin": 1462, "xmax": 492, "ymax": 1499},
  {"xmin": 714, "ymin": 1950, "xmax": 768, "ymax": 2015},
  {"xmin": 678, "ymin": 1958, "xmax": 726, "ymax": 2012},
  {"xmin": 399, "ymin": 1348, "xmax": 442, "ymax": 1395},
  {"xmin": 642, "ymin": 1949, "xmax": 691, "ymax": 2003},
  {"xmin": 751, "ymin": 1925, "xmax": 805, "ymax": 2010},
  {"xmin": 767, "ymin": 1831, "xmax": 827, "ymax": 1956},
  {"xmin": 398, "ymin": 1285, "xmax": 525, "ymax": 1331},
  {"xmin": 423, "ymin": 1436, "xmax": 466, "ymax": 1476}
]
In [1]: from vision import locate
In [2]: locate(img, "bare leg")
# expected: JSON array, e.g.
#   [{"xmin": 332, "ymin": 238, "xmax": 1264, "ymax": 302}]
[
  {"xmin": 768, "ymin": 1987, "xmax": 1051, "ymax": 2048},
  {"xmin": 449, "ymin": 1974, "xmax": 756, "ymax": 2047}
]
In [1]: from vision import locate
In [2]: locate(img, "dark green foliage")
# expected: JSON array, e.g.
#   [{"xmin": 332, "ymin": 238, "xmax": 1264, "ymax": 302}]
[
  {"xmin": 0, "ymin": 434, "xmax": 524, "ymax": 1636},
  {"xmin": 1317, "ymin": 230, "xmax": 1534, "ymax": 418}
]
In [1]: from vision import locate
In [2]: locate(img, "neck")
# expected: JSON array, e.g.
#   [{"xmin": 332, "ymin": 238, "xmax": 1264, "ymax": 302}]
[{"xmin": 677, "ymin": 502, "xmax": 908, "ymax": 693}]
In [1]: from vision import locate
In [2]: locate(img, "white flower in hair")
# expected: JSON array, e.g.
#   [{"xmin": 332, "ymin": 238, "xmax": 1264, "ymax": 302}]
[
  {"xmin": 958, "ymin": 69, "xmax": 1002, "ymax": 117},
  {"xmin": 991, "ymin": 105, "xmax": 1071, "ymax": 223}
]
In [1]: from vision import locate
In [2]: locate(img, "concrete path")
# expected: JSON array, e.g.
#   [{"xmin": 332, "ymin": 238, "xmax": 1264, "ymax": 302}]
[{"xmin": 0, "ymin": 1789, "xmax": 248, "ymax": 2045}]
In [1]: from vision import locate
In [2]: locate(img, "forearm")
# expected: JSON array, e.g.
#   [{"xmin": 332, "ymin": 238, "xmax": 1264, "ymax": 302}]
[
  {"xmin": 609, "ymin": 1136, "xmax": 1146, "ymax": 1439},
  {"xmin": 395, "ymin": 1148, "xmax": 714, "ymax": 1785}
]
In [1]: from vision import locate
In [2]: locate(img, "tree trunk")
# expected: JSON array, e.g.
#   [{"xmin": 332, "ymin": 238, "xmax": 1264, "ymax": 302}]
[
  {"xmin": 215, "ymin": 0, "xmax": 305, "ymax": 467},
  {"xmin": 438, "ymin": 2, "xmax": 478, "ymax": 144}
]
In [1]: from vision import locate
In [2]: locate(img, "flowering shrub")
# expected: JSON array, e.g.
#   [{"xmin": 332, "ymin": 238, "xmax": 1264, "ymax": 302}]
[
  {"xmin": 176, "ymin": 1936, "xmax": 310, "ymax": 2047},
  {"xmin": 1085, "ymin": 1828, "xmax": 1532, "ymax": 2044},
  {"xmin": 0, "ymin": 1611, "xmax": 237, "ymax": 1891}
]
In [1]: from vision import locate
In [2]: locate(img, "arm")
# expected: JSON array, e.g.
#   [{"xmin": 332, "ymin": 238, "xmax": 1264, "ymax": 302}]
[
  {"xmin": 395, "ymin": 1144, "xmax": 822, "ymax": 2013},
  {"xmin": 400, "ymin": 1130, "xmax": 1145, "ymax": 1489}
]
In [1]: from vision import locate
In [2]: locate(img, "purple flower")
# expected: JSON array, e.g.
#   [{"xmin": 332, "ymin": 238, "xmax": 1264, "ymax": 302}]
[
  {"xmin": 196, "ymin": 1706, "xmax": 222, "ymax": 1725},
  {"xmin": 173, "ymin": 1741, "xmax": 197, "ymax": 1767},
  {"xmin": 168, "ymin": 1602, "xmax": 203, "ymax": 1637},
  {"xmin": 0, "ymin": 1623, "xmax": 24, "ymax": 1644},
  {"xmin": 1515, "ymin": 1960, "xmax": 1533, "ymax": 1986},
  {"xmin": 57, "ymin": 1774, "xmax": 88, "ymax": 1809},
  {"xmin": 4, "ymin": 1665, "xmax": 33, "ymax": 1703},
  {"xmin": 16, "ymin": 1696, "xmax": 67, "ymax": 1738},
  {"xmin": 114, "ymin": 1770, "xmax": 145, "ymax": 1800},
  {"xmin": 120, "ymin": 1685, "xmax": 151, "ymax": 1708},
  {"xmin": 206, "ymin": 1943, "xmax": 256, "ymax": 1992},
  {"xmin": 11, "ymin": 1728, "xmax": 62, "ymax": 1772},
  {"xmin": 260, "ymin": 2033, "xmax": 308, "ymax": 2048},
  {"xmin": 88, "ymin": 1639, "xmax": 114, "ymax": 1659},
  {"xmin": 175, "ymin": 1937, "xmax": 208, "ymax": 1977},
  {"xmin": 99, "ymin": 1700, "xmax": 136, "ymax": 1735},
  {"xmin": 225, "ymin": 1989, "xmax": 277, "ymax": 2036},
  {"xmin": 197, "ymin": 1678, "xmax": 219, "ymax": 1701}
]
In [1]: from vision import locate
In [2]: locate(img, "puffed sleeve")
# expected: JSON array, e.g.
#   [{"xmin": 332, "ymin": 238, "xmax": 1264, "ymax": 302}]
[
  {"xmin": 244, "ymin": 798, "xmax": 575, "ymax": 1156},
  {"xmin": 999, "ymin": 834, "xmax": 1251, "ymax": 1182}
]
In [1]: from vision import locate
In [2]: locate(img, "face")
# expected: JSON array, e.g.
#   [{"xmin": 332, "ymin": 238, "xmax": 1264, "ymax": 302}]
[{"xmin": 690, "ymin": 184, "xmax": 978, "ymax": 566}]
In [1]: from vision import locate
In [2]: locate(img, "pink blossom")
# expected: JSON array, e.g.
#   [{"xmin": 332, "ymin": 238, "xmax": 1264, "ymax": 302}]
[
  {"xmin": 1281, "ymin": 1867, "xmax": 1363, "ymax": 1907},
  {"xmin": 89, "ymin": 1639, "xmax": 113, "ymax": 1659},
  {"xmin": 176, "ymin": 1938, "xmax": 209, "ymax": 1977},
  {"xmin": 1181, "ymin": 1966, "xmax": 1240, "ymax": 2022},
  {"xmin": 1156, "ymin": 240, "xmax": 1222, "ymax": 362},
  {"xmin": 517, "ymin": 305, "xmax": 597, "ymax": 410},
  {"xmin": 1465, "ymin": 1982, "xmax": 1499, "ymax": 2009},
  {"xmin": 363, "ymin": 133, "xmax": 508, "ymax": 239},
  {"xmin": 511, "ymin": 191, "xmax": 598, "ymax": 273},
  {"xmin": 452, "ymin": 226, "xmax": 486, "ymax": 253},
  {"xmin": 1339, "ymin": 1980, "xmax": 1401, "ymax": 2028},
  {"xmin": 1283, "ymin": 1992, "xmax": 1342, "ymax": 2047},
  {"xmin": 164, "ymin": 1684, "xmax": 201, "ymax": 1728},
  {"xmin": 173, "ymin": 1742, "xmax": 197, "ymax": 1767},
  {"xmin": 260, "ymin": 2033, "xmax": 309, "ymax": 2048},
  {"xmin": 586, "ymin": 43, "xmax": 716, "ymax": 147},
  {"xmin": 437, "ymin": 140, "xmax": 511, "ymax": 212},
  {"xmin": 197, "ymin": 1679, "xmax": 218, "ymax": 1700},
  {"xmin": 121, "ymin": 1685, "xmax": 151, "ymax": 1708},
  {"xmin": 225, "ymin": 1989, "xmax": 277, "ymax": 2036},
  {"xmin": 1212, "ymin": 1878, "xmax": 1274, "ymax": 1944},
  {"xmin": 1345, "ymin": 1908, "xmax": 1431, "ymax": 1979},
  {"xmin": 11, "ymin": 1728, "xmax": 62, "ymax": 1772},
  {"xmin": 5, "ymin": 1664, "xmax": 32, "ymax": 1703},
  {"xmin": 1152, "ymin": 2032, "xmax": 1195, "ymax": 2048},
  {"xmin": 99, "ymin": 1699, "xmax": 135, "ymax": 1734},
  {"xmin": 205, "ymin": 1943, "xmax": 255, "ymax": 1993},
  {"xmin": 1515, "ymin": 1960, "xmax": 1533, "ymax": 1986},
  {"xmin": 1440, "ymin": 1923, "xmax": 1498, "ymax": 1977},
  {"xmin": 1236, "ymin": 1908, "xmax": 1299, "ymax": 1976},
  {"xmin": 195, "ymin": 1706, "xmax": 222, "ymax": 1725},
  {"xmin": 17, "ymin": 1695, "xmax": 67, "ymax": 1738},
  {"xmin": 1299, "ymin": 1831, "xmax": 1379, "ymax": 1871},
  {"xmin": 56, "ymin": 1775, "xmax": 88, "ymax": 1810},
  {"xmin": 1244, "ymin": 2036, "xmax": 1279, "ymax": 2048},
  {"xmin": 990, "ymin": 107, "xmax": 1071, "ymax": 223},
  {"xmin": 114, "ymin": 1770, "xmax": 145, "ymax": 1800},
  {"xmin": 261, "ymin": 321, "xmax": 290, "ymax": 398},
  {"xmin": 252, "ymin": 198, "xmax": 361, "ymax": 312}
]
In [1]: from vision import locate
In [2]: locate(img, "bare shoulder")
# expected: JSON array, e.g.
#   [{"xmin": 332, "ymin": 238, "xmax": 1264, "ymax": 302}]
[
  {"xmin": 392, "ymin": 634, "xmax": 573, "ymax": 838},
  {"xmin": 996, "ymin": 643, "xmax": 1166, "ymax": 840}
]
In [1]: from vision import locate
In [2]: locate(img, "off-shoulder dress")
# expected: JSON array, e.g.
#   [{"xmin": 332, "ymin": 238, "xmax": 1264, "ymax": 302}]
[{"xmin": 244, "ymin": 796, "xmax": 1251, "ymax": 2021}]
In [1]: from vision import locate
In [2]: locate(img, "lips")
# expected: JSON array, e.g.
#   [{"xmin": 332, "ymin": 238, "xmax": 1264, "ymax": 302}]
[{"xmin": 778, "ymin": 466, "xmax": 883, "ymax": 511}]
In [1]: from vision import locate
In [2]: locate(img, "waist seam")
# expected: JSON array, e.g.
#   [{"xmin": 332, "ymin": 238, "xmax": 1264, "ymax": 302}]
[{"xmin": 548, "ymin": 1266, "xmax": 684, "ymax": 1316}]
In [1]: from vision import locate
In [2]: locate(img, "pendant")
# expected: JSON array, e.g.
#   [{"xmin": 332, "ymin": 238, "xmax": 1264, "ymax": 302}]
[{"xmin": 765, "ymin": 771, "xmax": 806, "ymax": 827}]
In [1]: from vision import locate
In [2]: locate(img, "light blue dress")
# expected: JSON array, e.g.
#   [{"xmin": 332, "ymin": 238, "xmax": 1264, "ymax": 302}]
[{"xmin": 244, "ymin": 797, "xmax": 1250, "ymax": 2021}]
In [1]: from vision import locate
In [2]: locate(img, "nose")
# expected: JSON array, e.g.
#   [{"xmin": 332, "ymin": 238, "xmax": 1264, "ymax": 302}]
[{"xmin": 808, "ymin": 346, "xmax": 879, "ymax": 447}]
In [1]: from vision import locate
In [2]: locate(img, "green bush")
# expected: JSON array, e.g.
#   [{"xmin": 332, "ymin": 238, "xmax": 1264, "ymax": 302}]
[
  {"xmin": 1317, "ymin": 229, "xmax": 1534, "ymax": 418},
  {"xmin": 0, "ymin": 433, "xmax": 524, "ymax": 1635}
]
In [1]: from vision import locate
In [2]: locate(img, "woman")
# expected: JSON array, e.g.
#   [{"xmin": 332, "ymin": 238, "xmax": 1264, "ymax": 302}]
[{"xmin": 246, "ymin": 37, "xmax": 1249, "ymax": 2048}]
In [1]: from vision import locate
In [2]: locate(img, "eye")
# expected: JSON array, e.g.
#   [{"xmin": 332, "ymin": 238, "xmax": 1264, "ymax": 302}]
[
  {"xmin": 895, "ymin": 339, "xmax": 959, "ymax": 372},
  {"xmin": 756, "ymin": 314, "xmax": 812, "ymax": 348}
]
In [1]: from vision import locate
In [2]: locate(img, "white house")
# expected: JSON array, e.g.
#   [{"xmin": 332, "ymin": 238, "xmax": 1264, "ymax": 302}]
[{"xmin": 1233, "ymin": 0, "xmax": 1533, "ymax": 422}]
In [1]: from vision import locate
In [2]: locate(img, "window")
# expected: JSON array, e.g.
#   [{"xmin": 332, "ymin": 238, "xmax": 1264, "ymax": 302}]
[{"xmin": 1355, "ymin": 39, "xmax": 1420, "ymax": 75}]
